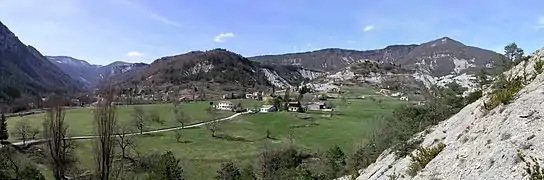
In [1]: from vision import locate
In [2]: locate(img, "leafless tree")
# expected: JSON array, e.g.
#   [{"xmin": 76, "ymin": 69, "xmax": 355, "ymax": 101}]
[
  {"xmin": 115, "ymin": 122, "xmax": 135, "ymax": 160},
  {"xmin": 131, "ymin": 106, "xmax": 148, "ymax": 134},
  {"xmin": 13, "ymin": 118, "xmax": 40, "ymax": 145},
  {"xmin": 173, "ymin": 105, "xmax": 189, "ymax": 129},
  {"xmin": 93, "ymin": 86, "xmax": 117, "ymax": 180},
  {"xmin": 174, "ymin": 129, "xmax": 183, "ymax": 143},
  {"xmin": 43, "ymin": 97, "xmax": 75, "ymax": 180},
  {"xmin": 205, "ymin": 106, "xmax": 221, "ymax": 137}
]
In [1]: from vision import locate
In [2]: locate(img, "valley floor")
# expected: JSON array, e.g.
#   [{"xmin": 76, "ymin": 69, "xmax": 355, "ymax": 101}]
[{"xmin": 6, "ymin": 86, "xmax": 410, "ymax": 179}]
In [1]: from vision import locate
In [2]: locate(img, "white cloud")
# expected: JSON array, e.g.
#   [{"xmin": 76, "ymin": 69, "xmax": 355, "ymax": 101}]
[
  {"xmin": 116, "ymin": 0, "xmax": 182, "ymax": 28},
  {"xmin": 537, "ymin": 17, "xmax": 544, "ymax": 30},
  {"xmin": 149, "ymin": 13, "xmax": 182, "ymax": 27},
  {"xmin": 347, "ymin": 40, "xmax": 356, "ymax": 44},
  {"xmin": 214, "ymin": 32, "xmax": 235, "ymax": 43},
  {"xmin": 126, "ymin": 51, "xmax": 143, "ymax": 57},
  {"xmin": 363, "ymin": 25, "xmax": 375, "ymax": 32}
]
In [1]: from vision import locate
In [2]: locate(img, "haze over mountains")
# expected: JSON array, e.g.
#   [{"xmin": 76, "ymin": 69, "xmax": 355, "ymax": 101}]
[
  {"xmin": 47, "ymin": 56, "xmax": 149, "ymax": 89},
  {"xmin": 0, "ymin": 20, "xmax": 507, "ymax": 99}
]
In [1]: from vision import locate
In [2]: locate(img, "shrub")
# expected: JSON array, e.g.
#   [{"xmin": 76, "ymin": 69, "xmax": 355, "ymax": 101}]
[
  {"xmin": 535, "ymin": 60, "xmax": 544, "ymax": 74},
  {"xmin": 260, "ymin": 147, "xmax": 310, "ymax": 180},
  {"xmin": 484, "ymin": 75, "xmax": 524, "ymax": 111},
  {"xmin": 324, "ymin": 145, "xmax": 346, "ymax": 179},
  {"xmin": 407, "ymin": 142, "xmax": 446, "ymax": 177},
  {"xmin": 517, "ymin": 149, "xmax": 544, "ymax": 180},
  {"xmin": 465, "ymin": 90, "xmax": 482, "ymax": 105},
  {"xmin": 215, "ymin": 161, "xmax": 241, "ymax": 180}
]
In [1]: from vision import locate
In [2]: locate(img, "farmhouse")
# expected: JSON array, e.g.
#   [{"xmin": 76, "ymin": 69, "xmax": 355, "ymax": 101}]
[
  {"xmin": 287, "ymin": 102, "xmax": 301, "ymax": 112},
  {"xmin": 246, "ymin": 91, "xmax": 264, "ymax": 100},
  {"xmin": 260, "ymin": 105, "xmax": 276, "ymax": 113},
  {"xmin": 215, "ymin": 101, "xmax": 234, "ymax": 111},
  {"xmin": 306, "ymin": 101, "xmax": 326, "ymax": 111}
]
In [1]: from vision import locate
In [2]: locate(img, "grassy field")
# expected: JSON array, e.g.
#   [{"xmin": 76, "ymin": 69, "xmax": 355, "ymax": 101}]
[
  {"xmin": 8, "ymin": 86, "xmax": 408, "ymax": 179},
  {"xmin": 6, "ymin": 100, "xmax": 246, "ymax": 139},
  {"xmin": 74, "ymin": 94, "xmax": 404, "ymax": 179}
]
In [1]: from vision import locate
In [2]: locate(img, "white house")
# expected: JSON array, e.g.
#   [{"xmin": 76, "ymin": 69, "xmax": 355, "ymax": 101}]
[
  {"xmin": 400, "ymin": 96, "xmax": 409, "ymax": 101},
  {"xmin": 216, "ymin": 101, "xmax": 234, "ymax": 111},
  {"xmin": 260, "ymin": 105, "xmax": 276, "ymax": 113}
]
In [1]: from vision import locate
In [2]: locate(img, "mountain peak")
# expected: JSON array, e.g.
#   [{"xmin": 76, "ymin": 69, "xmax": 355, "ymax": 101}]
[{"xmin": 426, "ymin": 36, "xmax": 465, "ymax": 47}]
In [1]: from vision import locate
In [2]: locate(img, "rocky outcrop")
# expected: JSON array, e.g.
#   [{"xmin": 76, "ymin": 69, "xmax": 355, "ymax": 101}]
[{"xmin": 346, "ymin": 47, "xmax": 544, "ymax": 180}]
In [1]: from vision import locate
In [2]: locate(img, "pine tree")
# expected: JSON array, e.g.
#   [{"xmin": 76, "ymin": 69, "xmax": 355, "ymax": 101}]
[{"xmin": 0, "ymin": 113, "xmax": 8, "ymax": 141}]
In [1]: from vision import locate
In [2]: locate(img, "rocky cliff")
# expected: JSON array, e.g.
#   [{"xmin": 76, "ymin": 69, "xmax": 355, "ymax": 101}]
[{"xmin": 346, "ymin": 47, "xmax": 544, "ymax": 180}]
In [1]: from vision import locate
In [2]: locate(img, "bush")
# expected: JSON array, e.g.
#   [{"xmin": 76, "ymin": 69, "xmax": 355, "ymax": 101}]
[
  {"xmin": 484, "ymin": 75, "xmax": 524, "ymax": 111},
  {"xmin": 324, "ymin": 145, "xmax": 346, "ymax": 179},
  {"xmin": 535, "ymin": 60, "xmax": 544, "ymax": 74},
  {"xmin": 260, "ymin": 147, "xmax": 310, "ymax": 180},
  {"xmin": 215, "ymin": 161, "xmax": 241, "ymax": 180},
  {"xmin": 407, "ymin": 142, "xmax": 446, "ymax": 177},
  {"xmin": 465, "ymin": 90, "xmax": 482, "ymax": 105},
  {"xmin": 517, "ymin": 149, "xmax": 544, "ymax": 180},
  {"xmin": 136, "ymin": 151, "xmax": 184, "ymax": 180}
]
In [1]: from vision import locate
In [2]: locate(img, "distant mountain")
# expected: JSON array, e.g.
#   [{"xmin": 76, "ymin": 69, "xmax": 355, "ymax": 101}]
[
  {"xmin": 46, "ymin": 56, "xmax": 101, "ymax": 88},
  {"xmin": 249, "ymin": 45, "xmax": 418, "ymax": 72},
  {"xmin": 251, "ymin": 37, "xmax": 505, "ymax": 92},
  {"xmin": 250, "ymin": 37, "xmax": 502, "ymax": 77},
  {"xmin": 399, "ymin": 37, "xmax": 502, "ymax": 77},
  {"xmin": 0, "ymin": 21, "xmax": 81, "ymax": 100},
  {"xmin": 47, "ymin": 57, "xmax": 149, "ymax": 89},
  {"xmin": 116, "ymin": 49, "xmax": 322, "ymax": 94}
]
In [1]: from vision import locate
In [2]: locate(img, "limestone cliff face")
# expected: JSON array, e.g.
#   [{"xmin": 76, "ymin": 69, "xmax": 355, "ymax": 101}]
[{"xmin": 346, "ymin": 47, "xmax": 544, "ymax": 180}]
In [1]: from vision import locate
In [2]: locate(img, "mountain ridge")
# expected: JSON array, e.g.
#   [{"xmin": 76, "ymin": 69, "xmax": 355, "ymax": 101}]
[
  {"xmin": 46, "ymin": 56, "xmax": 149, "ymax": 89},
  {"xmin": 0, "ymin": 21, "xmax": 81, "ymax": 101},
  {"xmin": 250, "ymin": 36, "xmax": 503, "ymax": 76}
]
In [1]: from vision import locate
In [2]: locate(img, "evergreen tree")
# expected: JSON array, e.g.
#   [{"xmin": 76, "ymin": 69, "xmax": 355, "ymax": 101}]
[
  {"xmin": 147, "ymin": 151, "xmax": 184, "ymax": 180},
  {"xmin": 325, "ymin": 145, "xmax": 346, "ymax": 179},
  {"xmin": 215, "ymin": 161, "xmax": 241, "ymax": 180},
  {"xmin": 504, "ymin": 43, "xmax": 524, "ymax": 62},
  {"xmin": 0, "ymin": 113, "xmax": 8, "ymax": 141}
]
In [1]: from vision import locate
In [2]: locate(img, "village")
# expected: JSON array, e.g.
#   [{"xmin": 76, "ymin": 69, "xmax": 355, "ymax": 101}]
[{"xmin": 36, "ymin": 82, "xmax": 413, "ymax": 118}]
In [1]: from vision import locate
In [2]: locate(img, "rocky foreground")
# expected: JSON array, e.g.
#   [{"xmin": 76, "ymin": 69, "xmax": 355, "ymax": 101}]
[{"xmin": 344, "ymin": 47, "xmax": 544, "ymax": 180}]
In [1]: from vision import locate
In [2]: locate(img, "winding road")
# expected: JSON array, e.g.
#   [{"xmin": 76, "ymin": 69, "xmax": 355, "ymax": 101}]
[{"xmin": 9, "ymin": 112, "xmax": 250, "ymax": 146}]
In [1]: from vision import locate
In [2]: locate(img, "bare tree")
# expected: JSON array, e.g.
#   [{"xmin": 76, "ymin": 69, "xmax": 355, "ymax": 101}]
[
  {"xmin": 93, "ymin": 86, "xmax": 117, "ymax": 180},
  {"xmin": 205, "ymin": 106, "xmax": 221, "ymax": 137},
  {"xmin": 173, "ymin": 105, "xmax": 190, "ymax": 129},
  {"xmin": 174, "ymin": 129, "xmax": 183, "ymax": 143},
  {"xmin": 115, "ymin": 122, "xmax": 135, "ymax": 159},
  {"xmin": 43, "ymin": 97, "xmax": 75, "ymax": 180},
  {"xmin": 13, "ymin": 118, "xmax": 40, "ymax": 145},
  {"xmin": 131, "ymin": 106, "xmax": 148, "ymax": 134}
]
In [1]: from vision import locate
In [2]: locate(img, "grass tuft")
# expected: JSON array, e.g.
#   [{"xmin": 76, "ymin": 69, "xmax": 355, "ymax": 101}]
[
  {"xmin": 407, "ymin": 142, "xmax": 446, "ymax": 177},
  {"xmin": 517, "ymin": 149, "xmax": 544, "ymax": 180},
  {"xmin": 535, "ymin": 60, "xmax": 544, "ymax": 74},
  {"xmin": 483, "ymin": 75, "xmax": 524, "ymax": 111}
]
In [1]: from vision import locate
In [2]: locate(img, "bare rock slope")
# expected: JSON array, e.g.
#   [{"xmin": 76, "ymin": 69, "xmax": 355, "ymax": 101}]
[{"xmin": 348, "ymin": 47, "xmax": 544, "ymax": 180}]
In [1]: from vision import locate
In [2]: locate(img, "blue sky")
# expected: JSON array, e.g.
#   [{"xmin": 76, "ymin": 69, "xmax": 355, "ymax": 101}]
[{"xmin": 1, "ymin": 0, "xmax": 543, "ymax": 65}]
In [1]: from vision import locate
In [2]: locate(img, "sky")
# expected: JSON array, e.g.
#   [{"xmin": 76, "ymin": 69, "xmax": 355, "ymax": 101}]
[{"xmin": 1, "ymin": 0, "xmax": 543, "ymax": 65}]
